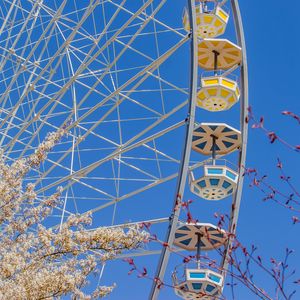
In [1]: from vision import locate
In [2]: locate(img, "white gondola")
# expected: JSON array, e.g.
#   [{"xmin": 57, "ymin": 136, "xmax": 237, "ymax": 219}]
[
  {"xmin": 173, "ymin": 268, "xmax": 224, "ymax": 300},
  {"xmin": 173, "ymin": 222, "xmax": 225, "ymax": 299},
  {"xmin": 189, "ymin": 162, "xmax": 238, "ymax": 201}
]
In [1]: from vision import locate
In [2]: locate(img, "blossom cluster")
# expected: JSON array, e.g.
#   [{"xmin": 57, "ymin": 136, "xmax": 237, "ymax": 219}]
[{"xmin": 0, "ymin": 128, "xmax": 149, "ymax": 299}]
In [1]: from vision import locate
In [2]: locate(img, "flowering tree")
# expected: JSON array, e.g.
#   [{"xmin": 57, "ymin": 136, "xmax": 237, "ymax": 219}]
[{"xmin": 0, "ymin": 128, "xmax": 149, "ymax": 299}]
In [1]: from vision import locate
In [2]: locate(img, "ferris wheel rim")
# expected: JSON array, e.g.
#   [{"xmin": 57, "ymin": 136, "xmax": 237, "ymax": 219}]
[
  {"xmin": 220, "ymin": 0, "xmax": 248, "ymax": 273},
  {"xmin": 0, "ymin": 0, "xmax": 248, "ymax": 298},
  {"xmin": 149, "ymin": 0, "xmax": 199, "ymax": 297},
  {"xmin": 149, "ymin": 0, "xmax": 248, "ymax": 298}
]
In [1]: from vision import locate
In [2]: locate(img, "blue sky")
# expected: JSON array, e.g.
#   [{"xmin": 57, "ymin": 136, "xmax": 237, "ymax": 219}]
[
  {"xmin": 97, "ymin": 1, "xmax": 300, "ymax": 299},
  {"xmin": 2, "ymin": 0, "xmax": 299, "ymax": 299}
]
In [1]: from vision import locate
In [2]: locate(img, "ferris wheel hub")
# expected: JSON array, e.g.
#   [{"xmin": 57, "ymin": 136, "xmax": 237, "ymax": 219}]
[
  {"xmin": 197, "ymin": 76, "xmax": 240, "ymax": 111},
  {"xmin": 197, "ymin": 39, "xmax": 242, "ymax": 70}
]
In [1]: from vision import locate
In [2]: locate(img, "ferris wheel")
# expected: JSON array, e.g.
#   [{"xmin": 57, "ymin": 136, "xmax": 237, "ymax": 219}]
[{"xmin": 0, "ymin": 0, "xmax": 247, "ymax": 299}]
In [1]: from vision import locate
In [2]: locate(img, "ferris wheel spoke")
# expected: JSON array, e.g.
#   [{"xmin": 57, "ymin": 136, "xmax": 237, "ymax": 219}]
[
  {"xmin": 50, "ymin": 173, "xmax": 177, "ymax": 222},
  {"xmin": 63, "ymin": 10, "xmax": 169, "ymax": 98},
  {"xmin": 7, "ymin": 33, "xmax": 188, "ymax": 181},
  {"xmin": 115, "ymin": 156, "xmax": 159, "ymax": 181},
  {"xmin": 0, "ymin": 0, "xmax": 40, "ymax": 71},
  {"xmin": 73, "ymin": 35, "xmax": 188, "ymax": 131},
  {"xmin": 32, "ymin": 90, "xmax": 187, "ymax": 193},
  {"xmin": 114, "ymin": 38, "xmax": 188, "ymax": 96},
  {"xmin": 0, "ymin": 1, "xmax": 70, "ymax": 143},
  {"xmin": 0, "ymin": 0, "xmax": 68, "ymax": 98},
  {"xmin": 0, "ymin": 0, "xmax": 98, "ymax": 132},
  {"xmin": 2, "ymin": 0, "xmax": 157, "ymax": 155},
  {"xmin": 108, "ymin": 0, "xmax": 185, "ymax": 38},
  {"xmin": 115, "ymin": 250, "xmax": 163, "ymax": 260},
  {"xmin": 68, "ymin": 53, "xmax": 183, "ymax": 119},
  {"xmin": 71, "ymin": 0, "xmax": 171, "ymax": 116},
  {"xmin": 0, "ymin": 1, "xmax": 20, "ymax": 70},
  {"xmin": 71, "ymin": 178, "xmax": 116, "ymax": 200},
  {"xmin": 35, "ymin": 119, "xmax": 184, "ymax": 196},
  {"xmin": 143, "ymin": 144, "xmax": 180, "ymax": 165},
  {"xmin": 34, "ymin": 2, "xmax": 101, "ymax": 46},
  {"xmin": 118, "ymin": 92, "xmax": 163, "ymax": 117},
  {"xmin": 11, "ymin": 1, "xmax": 43, "ymax": 64},
  {"xmin": 89, "ymin": 172, "xmax": 179, "ymax": 214},
  {"xmin": 0, "ymin": 0, "xmax": 17, "ymax": 36},
  {"xmin": 31, "ymin": 118, "xmax": 179, "ymax": 186},
  {"xmin": 5, "ymin": 17, "xmax": 176, "ymax": 157}
]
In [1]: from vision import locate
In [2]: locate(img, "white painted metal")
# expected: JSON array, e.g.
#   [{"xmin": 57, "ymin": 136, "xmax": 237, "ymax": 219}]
[{"xmin": 0, "ymin": 0, "xmax": 247, "ymax": 298}]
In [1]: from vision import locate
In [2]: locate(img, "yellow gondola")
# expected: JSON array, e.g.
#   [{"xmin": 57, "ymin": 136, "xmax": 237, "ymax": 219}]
[
  {"xmin": 197, "ymin": 76, "xmax": 240, "ymax": 111},
  {"xmin": 183, "ymin": 5, "xmax": 229, "ymax": 38},
  {"xmin": 198, "ymin": 39, "xmax": 242, "ymax": 70}
]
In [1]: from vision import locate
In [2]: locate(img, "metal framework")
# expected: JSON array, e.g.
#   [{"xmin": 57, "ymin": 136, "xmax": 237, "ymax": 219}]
[
  {"xmin": 0, "ymin": 0, "xmax": 247, "ymax": 299},
  {"xmin": 221, "ymin": 0, "xmax": 248, "ymax": 272},
  {"xmin": 149, "ymin": 0, "xmax": 248, "ymax": 298},
  {"xmin": 149, "ymin": 0, "xmax": 198, "ymax": 298}
]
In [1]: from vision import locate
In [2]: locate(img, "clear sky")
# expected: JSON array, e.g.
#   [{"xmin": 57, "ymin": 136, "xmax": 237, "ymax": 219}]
[
  {"xmin": 97, "ymin": 1, "xmax": 300, "ymax": 299},
  {"xmin": 2, "ymin": 0, "xmax": 298, "ymax": 299}
]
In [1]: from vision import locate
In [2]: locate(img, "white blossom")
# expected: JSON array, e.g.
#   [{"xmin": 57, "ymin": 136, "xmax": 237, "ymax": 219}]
[{"xmin": 0, "ymin": 128, "xmax": 149, "ymax": 299}]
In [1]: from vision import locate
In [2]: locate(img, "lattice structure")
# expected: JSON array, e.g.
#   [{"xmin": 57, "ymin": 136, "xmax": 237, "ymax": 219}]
[
  {"xmin": 0, "ymin": 1, "xmax": 247, "ymax": 299},
  {"xmin": 0, "ymin": 1, "xmax": 203, "ymax": 298}
]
